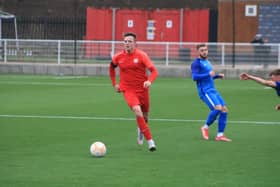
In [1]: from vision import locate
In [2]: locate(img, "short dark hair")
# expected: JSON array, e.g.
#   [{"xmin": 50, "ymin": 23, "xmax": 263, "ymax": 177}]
[
  {"xmin": 123, "ymin": 32, "xmax": 137, "ymax": 40},
  {"xmin": 196, "ymin": 43, "xmax": 207, "ymax": 50},
  {"xmin": 269, "ymin": 69, "xmax": 280, "ymax": 76}
]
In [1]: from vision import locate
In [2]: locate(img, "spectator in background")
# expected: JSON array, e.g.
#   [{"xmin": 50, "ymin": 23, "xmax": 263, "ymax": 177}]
[
  {"xmin": 251, "ymin": 34, "xmax": 265, "ymax": 44},
  {"xmin": 251, "ymin": 34, "xmax": 270, "ymax": 68}
]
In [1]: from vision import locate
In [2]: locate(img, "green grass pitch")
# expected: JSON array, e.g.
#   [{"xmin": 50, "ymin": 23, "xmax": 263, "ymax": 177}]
[{"xmin": 0, "ymin": 74, "xmax": 279, "ymax": 187}]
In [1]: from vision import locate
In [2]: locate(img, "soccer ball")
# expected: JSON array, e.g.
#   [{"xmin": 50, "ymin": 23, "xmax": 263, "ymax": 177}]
[{"xmin": 90, "ymin": 141, "xmax": 106, "ymax": 157}]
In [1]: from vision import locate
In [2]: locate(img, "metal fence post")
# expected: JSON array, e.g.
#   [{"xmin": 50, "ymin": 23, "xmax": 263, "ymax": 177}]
[
  {"xmin": 221, "ymin": 43, "xmax": 225, "ymax": 66},
  {"xmin": 166, "ymin": 42, "xmax": 169, "ymax": 66},
  {"xmin": 4, "ymin": 39, "xmax": 7, "ymax": 63},
  {"xmin": 57, "ymin": 40, "xmax": 61, "ymax": 64},
  {"xmin": 111, "ymin": 40, "xmax": 115, "ymax": 58}
]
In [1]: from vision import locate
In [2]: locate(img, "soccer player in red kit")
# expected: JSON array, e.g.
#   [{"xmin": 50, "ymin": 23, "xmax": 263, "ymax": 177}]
[{"xmin": 109, "ymin": 32, "xmax": 158, "ymax": 151}]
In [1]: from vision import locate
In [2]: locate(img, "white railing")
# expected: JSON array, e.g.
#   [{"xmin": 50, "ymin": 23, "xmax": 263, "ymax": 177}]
[{"xmin": 0, "ymin": 39, "xmax": 279, "ymax": 68}]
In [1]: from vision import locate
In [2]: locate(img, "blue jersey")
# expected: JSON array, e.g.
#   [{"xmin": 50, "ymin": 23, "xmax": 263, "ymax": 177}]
[
  {"xmin": 191, "ymin": 58, "xmax": 219, "ymax": 97},
  {"xmin": 275, "ymin": 81, "xmax": 280, "ymax": 96}
]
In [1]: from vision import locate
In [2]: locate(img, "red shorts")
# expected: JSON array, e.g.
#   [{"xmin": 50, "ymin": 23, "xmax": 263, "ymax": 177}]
[{"xmin": 122, "ymin": 89, "xmax": 150, "ymax": 112}]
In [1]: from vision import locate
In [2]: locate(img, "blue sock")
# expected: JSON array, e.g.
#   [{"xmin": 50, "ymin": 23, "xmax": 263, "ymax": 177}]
[
  {"xmin": 206, "ymin": 109, "xmax": 221, "ymax": 126},
  {"xmin": 218, "ymin": 112, "xmax": 227, "ymax": 133}
]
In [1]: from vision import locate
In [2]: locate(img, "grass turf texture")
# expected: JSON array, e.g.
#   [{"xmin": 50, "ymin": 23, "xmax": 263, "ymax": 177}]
[{"xmin": 0, "ymin": 75, "xmax": 279, "ymax": 187}]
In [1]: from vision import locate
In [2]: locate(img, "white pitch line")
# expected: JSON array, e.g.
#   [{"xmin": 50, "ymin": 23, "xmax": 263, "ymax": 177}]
[{"xmin": 0, "ymin": 114, "xmax": 279, "ymax": 125}]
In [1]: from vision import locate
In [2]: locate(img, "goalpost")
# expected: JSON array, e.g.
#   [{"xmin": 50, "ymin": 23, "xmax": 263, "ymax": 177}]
[
  {"xmin": 0, "ymin": 11, "xmax": 19, "ymax": 61},
  {"xmin": 0, "ymin": 11, "xmax": 18, "ymax": 40}
]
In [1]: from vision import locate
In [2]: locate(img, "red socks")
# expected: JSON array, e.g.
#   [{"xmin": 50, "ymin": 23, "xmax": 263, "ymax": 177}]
[{"xmin": 136, "ymin": 116, "xmax": 152, "ymax": 140}]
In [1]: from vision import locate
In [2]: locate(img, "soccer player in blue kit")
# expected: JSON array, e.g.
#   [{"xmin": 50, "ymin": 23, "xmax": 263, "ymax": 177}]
[
  {"xmin": 191, "ymin": 44, "xmax": 232, "ymax": 142},
  {"xmin": 240, "ymin": 69, "xmax": 280, "ymax": 110}
]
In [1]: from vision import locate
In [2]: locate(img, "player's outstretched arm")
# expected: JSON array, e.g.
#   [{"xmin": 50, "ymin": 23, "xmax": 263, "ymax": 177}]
[{"xmin": 240, "ymin": 73, "xmax": 276, "ymax": 87}]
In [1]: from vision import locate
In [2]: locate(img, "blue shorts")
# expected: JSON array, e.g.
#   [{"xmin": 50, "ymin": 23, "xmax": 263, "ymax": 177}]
[{"xmin": 200, "ymin": 91, "xmax": 225, "ymax": 110}]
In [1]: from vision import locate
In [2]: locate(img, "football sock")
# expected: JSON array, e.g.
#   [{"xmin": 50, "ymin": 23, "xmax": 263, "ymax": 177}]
[
  {"xmin": 218, "ymin": 112, "xmax": 227, "ymax": 133},
  {"xmin": 217, "ymin": 132, "xmax": 224, "ymax": 137},
  {"xmin": 136, "ymin": 116, "xmax": 152, "ymax": 140},
  {"xmin": 206, "ymin": 109, "xmax": 221, "ymax": 126},
  {"xmin": 148, "ymin": 139, "xmax": 155, "ymax": 147}
]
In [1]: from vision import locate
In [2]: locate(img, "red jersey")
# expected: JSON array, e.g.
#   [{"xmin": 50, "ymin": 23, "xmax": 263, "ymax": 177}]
[{"xmin": 110, "ymin": 48, "xmax": 158, "ymax": 92}]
